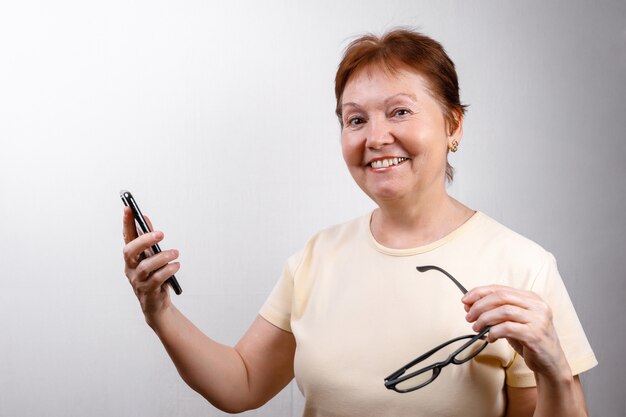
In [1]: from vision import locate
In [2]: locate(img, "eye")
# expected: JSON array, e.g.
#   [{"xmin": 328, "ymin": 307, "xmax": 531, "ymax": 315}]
[
  {"xmin": 347, "ymin": 116, "xmax": 365, "ymax": 126},
  {"xmin": 392, "ymin": 108, "xmax": 411, "ymax": 117}
]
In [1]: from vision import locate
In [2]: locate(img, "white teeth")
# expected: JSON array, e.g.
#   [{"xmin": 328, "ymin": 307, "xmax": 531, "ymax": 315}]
[{"xmin": 370, "ymin": 157, "xmax": 407, "ymax": 169}]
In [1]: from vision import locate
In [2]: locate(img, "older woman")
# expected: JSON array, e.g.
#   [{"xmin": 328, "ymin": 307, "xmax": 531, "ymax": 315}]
[{"xmin": 122, "ymin": 29, "xmax": 596, "ymax": 416}]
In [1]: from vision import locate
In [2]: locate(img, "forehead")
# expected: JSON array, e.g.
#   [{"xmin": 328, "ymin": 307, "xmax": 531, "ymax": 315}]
[{"xmin": 342, "ymin": 65, "xmax": 434, "ymax": 103}]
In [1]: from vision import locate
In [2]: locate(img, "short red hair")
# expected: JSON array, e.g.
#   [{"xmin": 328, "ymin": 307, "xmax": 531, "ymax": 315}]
[{"xmin": 335, "ymin": 29, "xmax": 467, "ymax": 182}]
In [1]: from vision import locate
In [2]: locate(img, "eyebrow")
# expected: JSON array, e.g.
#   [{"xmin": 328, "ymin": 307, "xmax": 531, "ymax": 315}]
[{"xmin": 342, "ymin": 93, "xmax": 419, "ymax": 111}]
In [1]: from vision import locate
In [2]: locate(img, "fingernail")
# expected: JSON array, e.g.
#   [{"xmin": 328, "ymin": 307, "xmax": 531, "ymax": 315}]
[
  {"xmin": 472, "ymin": 323, "xmax": 479, "ymax": 331},
  {"xmin": 153, "ymin": 231, "xmax": 163, "ymax": 239},
  {"xmin": 465, "ymin": 313, "xmax": 472, "ymax": 321}
]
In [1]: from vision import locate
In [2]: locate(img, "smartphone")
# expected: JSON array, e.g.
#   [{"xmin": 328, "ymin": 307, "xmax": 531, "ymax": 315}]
[{"xmin": 120, "ymin": 190, "xmax": 183, "ymax": 295}]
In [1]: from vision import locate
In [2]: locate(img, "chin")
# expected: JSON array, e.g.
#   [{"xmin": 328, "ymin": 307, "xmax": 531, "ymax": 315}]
[
  {"xmin": 352, "ymin": 173, "xmax": 413, "ymax": 203},
  {"xmin": 365, "ymin": 187, "xmax": 409, "ymax": 204}
]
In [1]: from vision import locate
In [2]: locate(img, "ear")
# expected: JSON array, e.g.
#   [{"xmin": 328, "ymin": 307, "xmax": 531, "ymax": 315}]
[{"xmin": 447, "ymin": 110, "xmax": 464, "ymax": 149}]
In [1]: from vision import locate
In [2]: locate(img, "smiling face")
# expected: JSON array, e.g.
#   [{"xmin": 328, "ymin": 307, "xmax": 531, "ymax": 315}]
[{"xmin": 340, "ymin": 66, "xmax": 462, "ymax": 207}]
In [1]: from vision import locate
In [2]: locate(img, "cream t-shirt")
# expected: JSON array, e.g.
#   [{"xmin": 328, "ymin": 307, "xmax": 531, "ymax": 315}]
[{"xmin": 260, "ymin": 212, "xmax": 597, "ymax": 417}]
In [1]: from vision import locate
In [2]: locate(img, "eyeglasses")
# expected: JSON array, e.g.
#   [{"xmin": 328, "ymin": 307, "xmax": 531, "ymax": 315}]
[{"xmin": 384, "ymin": 265, "xmax": 491, "ymax": 393}]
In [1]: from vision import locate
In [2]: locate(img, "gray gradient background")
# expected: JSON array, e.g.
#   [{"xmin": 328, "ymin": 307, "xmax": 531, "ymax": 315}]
[{"xmin": 1, "ymin": 1, "xmax": 624, "ymax": 416}]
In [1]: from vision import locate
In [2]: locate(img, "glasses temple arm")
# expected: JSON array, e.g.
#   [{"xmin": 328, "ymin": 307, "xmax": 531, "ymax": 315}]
[{"xmin": 416, "ymin": 265, "xmax": 468, "ymax": 294}]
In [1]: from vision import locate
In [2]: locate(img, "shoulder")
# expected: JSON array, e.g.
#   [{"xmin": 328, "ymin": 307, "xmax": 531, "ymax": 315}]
[
  {"xmin": 285, "ymin": 213, "xmax": 369, "ymax": 274},
  {"xmin": 469, "ymin": 212, "xmax": 552, "ymax": 261},
  {"xmin": 459, "ymin": 212, "xmax": 556, "ymax": 286},
  {"xmin": 302, "ymin": 213, "xmax": 368, "ymax": 253}
]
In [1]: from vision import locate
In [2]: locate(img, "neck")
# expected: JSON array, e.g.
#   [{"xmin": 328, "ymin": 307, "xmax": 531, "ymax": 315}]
[{"xmin": 370, "ymin": 191, "xmax": 474, "ymax": 249}]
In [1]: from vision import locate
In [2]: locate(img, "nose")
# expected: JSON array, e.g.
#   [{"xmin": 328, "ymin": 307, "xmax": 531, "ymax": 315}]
[{"xmin": 365, "ymin": 117, "xmax": 394, "ymax": 150}]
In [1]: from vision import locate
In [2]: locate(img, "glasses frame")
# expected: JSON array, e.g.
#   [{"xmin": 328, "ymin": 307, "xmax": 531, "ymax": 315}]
[{"xmin": 384, "ymin": 265, "xmax": 491, "ymax": 393}]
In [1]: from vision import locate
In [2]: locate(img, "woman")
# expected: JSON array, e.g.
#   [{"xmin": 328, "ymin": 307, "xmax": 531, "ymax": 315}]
[{"xmin": 122, "ymin": 29, "xmax": 596, "ymax": 416}]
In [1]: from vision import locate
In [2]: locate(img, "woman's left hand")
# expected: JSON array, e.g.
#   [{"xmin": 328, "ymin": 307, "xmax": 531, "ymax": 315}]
[{"xmin": 462, "ymin": 285, "xmax": 570, "ymax": 378}]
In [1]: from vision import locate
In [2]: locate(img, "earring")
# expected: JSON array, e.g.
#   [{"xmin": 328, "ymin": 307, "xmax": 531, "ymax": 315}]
[{"xmin": 449, "ymin": 140, "xmax": 459, "ymax": 153}]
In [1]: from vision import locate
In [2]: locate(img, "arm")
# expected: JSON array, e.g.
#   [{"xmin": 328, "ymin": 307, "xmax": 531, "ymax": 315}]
[
  {"xmin": 122, "ymin": 207, "xmax": 295, "ymax": 413},
  {"xmin": 462, "ymin": 286, "xmax": 589, "ymax": 417},
  {"xmin": 152, "ymin": 311, "xmax": 295, "ymax": 413},
  {"xmin": 505, "ymin": 376, "xmax": 587, "ymax": 417}
]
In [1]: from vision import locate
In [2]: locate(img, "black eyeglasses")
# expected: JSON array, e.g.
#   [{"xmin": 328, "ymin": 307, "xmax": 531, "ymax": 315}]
[{"xmin": 384, "ymin": 265, "xmax": 491, "ymax": 393}]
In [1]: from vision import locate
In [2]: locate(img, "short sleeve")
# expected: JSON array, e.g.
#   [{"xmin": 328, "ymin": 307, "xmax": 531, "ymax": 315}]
[
  {"xmin": 259, "ymin": 250, "xmax": 303, "ymax": 333},
  {"xmin": 505, "ymin": 253, "xmax": 598, "ymax": 387}
]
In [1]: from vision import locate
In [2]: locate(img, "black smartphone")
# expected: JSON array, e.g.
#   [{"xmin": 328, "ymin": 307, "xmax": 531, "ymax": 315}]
[{"xmin": 120, "ymin": 190, "xmax": 183, "ymax": 295}]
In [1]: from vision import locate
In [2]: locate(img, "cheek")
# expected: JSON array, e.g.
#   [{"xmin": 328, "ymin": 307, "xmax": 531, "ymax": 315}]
[
  {"xmin": 403, "ymin": 124, "xmax": 447, "ymax": 155},
  {"xmin": 340, "ymin": 133, "xmax": 362, "ymax": 165}
]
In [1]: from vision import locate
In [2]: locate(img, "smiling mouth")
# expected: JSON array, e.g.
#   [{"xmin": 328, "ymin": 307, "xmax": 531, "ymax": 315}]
[{"xmin": 369, "ymin": 157, "xmax": 409, "ymax": 169}]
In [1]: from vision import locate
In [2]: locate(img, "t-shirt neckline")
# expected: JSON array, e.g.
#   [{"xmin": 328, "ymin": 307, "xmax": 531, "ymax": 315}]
[{"xmin": 366, "ymin": 210, "xmax": 483, "ymax": 256}]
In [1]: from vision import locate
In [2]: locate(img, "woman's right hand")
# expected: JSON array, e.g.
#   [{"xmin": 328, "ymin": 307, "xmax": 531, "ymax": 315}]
[{"xmin": 122, "ymin": 206, "xmax": 181, "ymax": 326}]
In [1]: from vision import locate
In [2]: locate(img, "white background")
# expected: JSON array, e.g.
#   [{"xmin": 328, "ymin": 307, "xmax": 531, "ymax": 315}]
[{"xmin": 1, "ymin": 1, "xmax": 624, "ymax": 416}]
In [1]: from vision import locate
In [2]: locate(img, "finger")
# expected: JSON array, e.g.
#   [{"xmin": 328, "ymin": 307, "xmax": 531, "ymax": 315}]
[
  {"xmin": 465, "ymin": 291, "xmax": 543, "ymax": 331},
  {"xmin": 122, "ymin": 207, "xmax": 138, "ymax": 244},
  {"xmin": 485, "ymin": 320, "xmax": 555, "ymax": 350},
  {"xmin": 469, "ymin": 304, "xmax": 530, "ymax": 332},
  {"xmin": 486, "ymin": 321, "xmax": 566, "ymax": 375},
  {"xmin": 462, "ymin": 285, "xmax": 529, "ymax": 305},
  {"xmin": 134, "ymin": 249, "xmax": 179, "ymax": 282},
  {"xmin": 136, "ymin": 262, "xmax": 181, "ymax": 294},
  {"xmin": 485, "ymin": 321, "xmax": 531, "ymax": 344},
  {"xmin": 123, "ymin": 231, "xmax": 164, "ymax": 268},
  {"xmin": 149, "ymin": 262, "xmax": 181, "ymax": 289},
  {"xmin": 464, "ymin": 286, "xmax": 535, "ymax": 318}
]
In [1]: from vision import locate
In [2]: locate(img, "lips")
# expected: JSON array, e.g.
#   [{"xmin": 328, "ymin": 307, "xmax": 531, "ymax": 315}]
[{"xmin": 368, "ymin": 157, "xmax": 409, "ymax": 169}]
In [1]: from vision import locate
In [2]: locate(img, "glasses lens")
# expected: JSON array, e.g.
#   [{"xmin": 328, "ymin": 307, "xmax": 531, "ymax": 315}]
[
  {"xmin": 391, "ymin": 337, "xmax": 467, "ymax": 392},
  {"xmin": 389, "ymin": 333, "xmax": 489, "ymax": 392},
  {"xmin": 453, "ymin": 337, "xmax": 488, "ymax": 363},
  {"xmin": 393, "ymin": 368, "xmax": 436, "ymax": 392}
]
